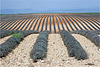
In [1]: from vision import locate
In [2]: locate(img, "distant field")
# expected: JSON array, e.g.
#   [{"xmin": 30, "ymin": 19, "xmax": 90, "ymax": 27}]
[
  {"xmin": 1, "ymin": 13, "xmax": 100, "ymax": 33},
  {"xmin": 0, "ymin": 14, "xmax": 6, "ymax": 16},
  {"xmin": 0, "ymin": 13, "xmax": 100, "ymax": 67},
  {"xmin": 60, "ymin": 13, "xmax": 100, "ymax": 14},
  {"xmin": 0, "ymin": 12, "xmax": 100, "ymax": 15}
]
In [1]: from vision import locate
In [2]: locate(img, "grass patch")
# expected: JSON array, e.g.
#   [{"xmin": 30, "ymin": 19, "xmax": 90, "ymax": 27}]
[
  {"xmin": 12, "ymin": 33, "xmax": 21, "ymax": 38},
  {"xmin": 12, "ymin": 32, "xmax": 24, "ymax": 41}
]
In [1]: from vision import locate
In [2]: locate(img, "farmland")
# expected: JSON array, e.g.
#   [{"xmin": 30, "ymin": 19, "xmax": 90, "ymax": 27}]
[
  {"xmin": 0, "ymin": 13, "xmax": 100, "ymax": 33},
  {"xmin": 0, "ymin": 13, "xmax": 100, "ymax": 67}
]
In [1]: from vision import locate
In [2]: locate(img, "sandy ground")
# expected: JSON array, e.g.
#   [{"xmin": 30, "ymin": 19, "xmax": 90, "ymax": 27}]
[
  {"xmin": 0, "ymin": 34, "xmax": 100, "ymax": 67},
  {"xmin": 0, "ymin": 36, "xmax": 11, "ymax": 44}
]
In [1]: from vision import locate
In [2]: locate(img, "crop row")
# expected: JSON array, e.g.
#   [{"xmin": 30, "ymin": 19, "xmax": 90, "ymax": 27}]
[
  {"xmin": 0, "ymin": 30, "xmax": 39, "ymax": 57},
  {"xmin": 0, "ymin": 30, "xmax": 88, "ymax": 61},
  {"xmin": 1, "ymin": 15, "xmax": 99, "ymax": 33},
  {"xmin": 72, "ymin": 30, "xmax": 100, "ymax": 48},
  {"xmin": 92, "ymin": 30, "xmax": 100, "ymax": 34},
  {"xmin": 0, "ymin": 30, "xmax": 99, "ymax": 62},
  {"xmin": 30, "ymin": 30, "xmax": 50, "ymax": 62},
  {"xmin": 0, "ymin": 30, "xmax": 19, "ymax": 38},
  {"xmin": 0, "ymin": 32, "xmax": 24, "ymax": 57},
  {"xmin": 0, "ymin": 30, "xmax": 39, "ymax": 39},
  {"xmin": 59, "ymin": 30, "xmax": 88, "ymax": 60}
]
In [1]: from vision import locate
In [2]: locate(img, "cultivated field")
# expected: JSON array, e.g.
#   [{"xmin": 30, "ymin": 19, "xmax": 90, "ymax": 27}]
[
  {"xmin": 0, "ymin": 13, "xmax": 100, "ymax": 33},
  {"xmin": 0, "ymin": 13, "xmax": 100, "ymax": 67}
]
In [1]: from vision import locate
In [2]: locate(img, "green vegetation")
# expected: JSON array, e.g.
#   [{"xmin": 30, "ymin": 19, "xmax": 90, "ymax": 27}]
[
  {"xmin": 12, "ymin": 32, "xmax": 24, "ymax": 41},
  {"xmin": 0, "ymin": 32, "xmax": 24, "ymax": 58},
  {"xmin": 29, "ymin": 12, "xmax": 100, "ymax": 14},
  {"xmin": 59, "ymin": 12, "xmax": 100, "ymax": 14},
  {"xmin": 0, "ymin": 30, "xmax": 19, "ymax": 39},
  {"xmin": 0, "ymin": 14, "xmax": 6, "ymax": 16},
  {"xmin": 0, "ymin": 12, "xmax": 99, "ymax": 16},
  {"xmin": 0, "ymin": 30, "xmax": 40, "ymax": 58},
  {"xmin": 12, "ymin": 33, "xmax": 21, "ymax": 38}
]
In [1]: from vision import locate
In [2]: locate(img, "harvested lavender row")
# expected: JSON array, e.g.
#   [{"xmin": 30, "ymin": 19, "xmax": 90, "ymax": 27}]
[
  {"xmin": 71, "ymin": 30, "xmax": 100, "ymax": 35},
  {"xmin": 22, "ymin": 30, "xmax": 40, "ymax": 37},
  {"xmin": 92, "ymin": 30, "xmax": 100, "ymax": 34},
  {"xmin": 0, "ymin": 30, "xmax": 40, "ymax": 39},
  {"xmin": 71, "ymin": 30, "xmax": 100, "ymax": 47},
  {"xmin": 0, "ymin": 32, "xmax": 24, "ymax": 58},
  {"xmin": 0, "ymin": 30, "xmax": 40, "ymax": 58},
  {"xmin": 0, "ymin": 30, "xmax": 20, "ymax": 39},
  {"xmin": 59, "ymin": 30, "xmax": 88, "ymax": 60},
  {"xmin": 30, "ymin": 30, "xmax": 50, "ymax": 62}
]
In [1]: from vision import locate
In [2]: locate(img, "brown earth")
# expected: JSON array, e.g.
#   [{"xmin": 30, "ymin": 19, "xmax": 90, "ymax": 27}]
[{"xmin": 1, "ymin": 14, "xmax": 99, "ymax": 33}]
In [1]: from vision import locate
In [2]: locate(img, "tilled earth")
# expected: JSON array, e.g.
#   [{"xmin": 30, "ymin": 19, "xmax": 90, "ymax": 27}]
[
  {"xmin": 0, "ymin": 34, "xmax": 100, "ymax": 67},
  {"xmin": 1, "ymin": 14, "xmax": 100, "ymax": 33}
]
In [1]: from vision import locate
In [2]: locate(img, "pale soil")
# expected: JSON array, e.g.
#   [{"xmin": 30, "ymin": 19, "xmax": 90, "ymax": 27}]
[
  {"xmin": 0, "ymin": 36, "xmax": 11, "ymax": 44},
  {"xmin": 0, "ymin": 34, "xmax": 100, "ymax": 67}
]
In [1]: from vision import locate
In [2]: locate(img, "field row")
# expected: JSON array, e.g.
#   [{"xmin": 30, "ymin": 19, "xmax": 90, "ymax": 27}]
[
  {"xmin": 1, "ymin": 15, "xmax": 100, "ymax": 33},
  {"xmin": 1, "ymin": 14, "xmax": 99, "ymax": 20},
  {"xmin": 0, "ymin": 30, "xmax": 100, "ymax": 59},
  {"xmin": 0, "ymin": 30, "xmax": 100, "ymax": 67}
]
